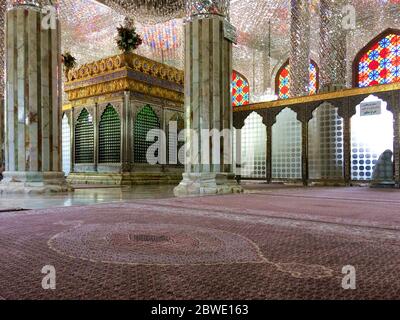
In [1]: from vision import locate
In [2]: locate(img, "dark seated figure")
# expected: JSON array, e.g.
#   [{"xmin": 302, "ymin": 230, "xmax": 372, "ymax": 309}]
[{"xmin": 371, "ymin": 149, "xmax": 395, "ymax": 188}]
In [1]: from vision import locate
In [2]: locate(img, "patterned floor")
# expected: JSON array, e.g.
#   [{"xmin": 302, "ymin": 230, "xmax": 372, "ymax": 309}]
[{"xmin": 1, "ymin": 186, "xmax": 400, "ymax": 299}]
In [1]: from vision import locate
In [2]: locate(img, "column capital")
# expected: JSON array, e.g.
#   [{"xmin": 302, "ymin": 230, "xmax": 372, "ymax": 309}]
[
  {"xmin": 185, "ymin": 0, "xmax": 230, "ymax": 20},
  {"xmin": 7, "ymin": 0, "xmax": 40, "ymax": 9},
  {"xmin": 7, "ymin": 0, "xmax": 57, "ymax": 11}
]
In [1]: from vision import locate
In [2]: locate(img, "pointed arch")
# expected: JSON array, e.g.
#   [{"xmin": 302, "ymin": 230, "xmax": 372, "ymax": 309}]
[
  {"xmin": 134, "ymin": 105, "xmax": 161, "ymax": 164},
  {"xmin": 272, "ymin": 108, "xmax": 302, "ymax": 180},
  {"xmin": 240, "ymin": 112, "xmax": 266, "ymax": 179},
  {"xmin": 275, "ymin": 59, "xmax": 319, "ymax": 99},
  {"xmin": 353, "ymin": 28, "xmax": 400, "ymax": 88},
  {"xmin": 350, "ymin": 95, "xmax": 394, "ymax": 181},
  {"xmin": 75, "ymin": 108, "xmax": 94, "ymax": 164},
  {"xmin": 232, "ymin": 70, "xmax": 250, "ymax": 107},
  {"xmin": 62, "ymin": 112, "xmax": 71, "ymax": 175},
  {"xmin": 98, "ymin": 104, "xmax": 121, "ymax": 163},
  {"xmin": 308, "ymin": 102, "xmax": 344, "ymax": 180}
]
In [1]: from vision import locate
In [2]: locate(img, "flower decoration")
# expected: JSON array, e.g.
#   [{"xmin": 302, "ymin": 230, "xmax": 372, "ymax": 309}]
[
  {"xmin": 61, "ymin": 52, "xmax": 77, "ymax": 70},
  {"xmin": 116, "ymin": 23, "xmax": 143, "ymax": 53}
]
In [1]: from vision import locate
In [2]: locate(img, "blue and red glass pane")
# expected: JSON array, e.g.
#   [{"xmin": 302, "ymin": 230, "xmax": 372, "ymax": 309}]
[
  {"xmin": 309, "ymin": 63, "xmax": 317, "ymax": 95},
  {"xmin": 278, "ymin": 64, "xmax": 290, "ymax": 99},
  {"xmin": 278, "ymin": 62, "xmax": 318, "ymax": 99},
  {"xmin": 357, "ymin": 33, "xmax": 400, "ymax": 87},
  {"xmin": 232, "ymin": 71, "xmax": 250, "ymax": 107}
]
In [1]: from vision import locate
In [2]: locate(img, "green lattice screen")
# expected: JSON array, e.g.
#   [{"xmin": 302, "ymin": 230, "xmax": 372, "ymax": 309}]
[
  {"xmin": 134, "ymin": 105, "xmax": 160, "ymax": 163},
  {"xmin": 75, "ymin": 109, "xmax": 94, "ymax": 164},
  {"xmin": 168, "ymin": 113, "xmax": 184, "ymax": 165},
  {"xmin": 99, "ymin": 105, "xmax": 121, "ymax": 163}
]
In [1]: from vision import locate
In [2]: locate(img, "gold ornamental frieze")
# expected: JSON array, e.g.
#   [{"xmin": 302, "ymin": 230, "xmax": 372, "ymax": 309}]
[
  {"xmin": 64, "ymin": 53, "xmax": 184, "ymax": 104},
  {"xmin": 234, "ymin": 82, "xmax": 400, "ymax": 113}
]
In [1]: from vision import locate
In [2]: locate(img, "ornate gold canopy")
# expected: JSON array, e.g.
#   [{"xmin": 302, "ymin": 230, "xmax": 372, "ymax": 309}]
[{"xmin": 64, "ymin": 52, "xmax": 184, "ymax": 104}]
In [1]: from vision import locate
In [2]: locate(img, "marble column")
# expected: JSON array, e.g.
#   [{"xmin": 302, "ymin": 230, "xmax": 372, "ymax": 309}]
[
  {"xmin": 0, "ymin": 99, "xmax": 3, "ymax": 171},
  {"xmin": 0, "ymin": 2, "xmax": 5, "ymax": 171},
  {"xmin": 174, "ymin": 1, "xmax": 242, "ymax": 196},
  {"xmin": 319, "ymin": 0, "xmax": 348, "ymax": 92},
  {"xmin": 289, "ymin": 0, "xmax": 311, "ymax": 97},
  {"xmin": 0, "ymin": 2, "xmax": 68, "ymax": 193}
]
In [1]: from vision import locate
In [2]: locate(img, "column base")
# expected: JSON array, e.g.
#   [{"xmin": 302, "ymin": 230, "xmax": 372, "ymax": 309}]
[
  {"xmin": 67, "ymin": 172, "xmax": 183, "ymax": 186},
  {"xmin": 0, "ymin": 172, "xmax": 70, "ymax": 194},
  {"xmin": 174, "ymin": 173, "xmax": 243, "ymax": 197}
]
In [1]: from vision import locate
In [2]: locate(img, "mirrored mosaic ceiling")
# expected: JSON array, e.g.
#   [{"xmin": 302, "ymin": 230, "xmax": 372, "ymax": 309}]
[{"xmin": 1, "ymin": 0, "xmax": 400, "ymax": 99}]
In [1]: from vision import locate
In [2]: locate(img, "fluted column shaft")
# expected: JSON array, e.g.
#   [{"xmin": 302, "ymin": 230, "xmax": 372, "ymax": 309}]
[
  {"xmin": 289, "ymin": 0, "xmax": 311, "ymax": 97},
  {"xmin": 0, "ymin": 5, "xmax": 67, "ymax": 193},
  {"xmin": 0, "ymin": 2, "xmax": 5, "ymax": 168},
  {"xmin": 174, "ymin": 7, "xmax": 242, "ymax": 196},
  {"xmin": 185, "ymin": 17, "xmax": 233, "ymax": 173}
]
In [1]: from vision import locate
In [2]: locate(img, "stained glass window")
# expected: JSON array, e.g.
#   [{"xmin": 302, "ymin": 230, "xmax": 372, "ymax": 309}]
[
  {"xmin": 99, "ymin": 105, "xmax": 121, "ymax": 164},
  {"xmin": 276, "ymin": 60, "xmax": 319, "ymax": 99},
  {"xmin": 309, "ymin": 63, "xmax": 318, "ymax": 95},
  {"xmin": 75, "ymin": 108, "xmax": 94, "ymax": 164},
  {"xmin": 232, "ymin": 71, "xmax": 250, "ymax": 107},
  {"xmin": 142, "ymin": 20, "xmax": 181, "ymax": 63},
  {"xmin": 356, "ymin": 31, "xmax": 400, "ymax": 87},
  {"xmin": 134, "ymin": 105, "xmax": 160, "ymax": 164}
]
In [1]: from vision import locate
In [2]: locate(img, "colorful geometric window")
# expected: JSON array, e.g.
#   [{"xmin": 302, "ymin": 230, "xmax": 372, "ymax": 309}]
[
  {"xmin": 142, "ymin": 20, "xmax": 181, "ymax": 62},
  {"xmin": 356, "ymin": 30, "xmax": 400, "ymax": 88},
  {"xmin": 309, "ymin": 63, "xmax": 318, "ymax": 95},
  {"xmin": 98, "ymin": 105, "xmax": 121, "ymax": 164},
  {"xmin": 232, "ymin": 71, "xmax": 250, "ymax": 107},
  {"xmin": 276, "ymin": 60, "xmax": 319, "ymax": 99},
  {"xmin": 134, "ymin": 105, "xmax": 160, "ymax": 164}
]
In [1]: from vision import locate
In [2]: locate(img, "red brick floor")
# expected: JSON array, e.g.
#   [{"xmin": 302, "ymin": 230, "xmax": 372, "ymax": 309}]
[{"xmin": 1, "ymin": 186, "xmax": 400, "ymax": 300}]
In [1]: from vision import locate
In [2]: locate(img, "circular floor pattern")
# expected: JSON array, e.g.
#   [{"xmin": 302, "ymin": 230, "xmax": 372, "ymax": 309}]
[{"xmin": 48, "ymin": 223, "xmax": 265, "ymax": 266}]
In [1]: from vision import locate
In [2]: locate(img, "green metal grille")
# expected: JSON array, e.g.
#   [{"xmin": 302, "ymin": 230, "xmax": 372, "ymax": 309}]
[
  {"xmin": 75, "ymin": 109, "xmax": 94, "ymax": 164},
  {"xmin": 134, "ymin": 105, "xmax": 160, "ymax": 163},
  {"xmin": 99, "ymin": 105, "xmax": 121, "ymax": 163}
]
